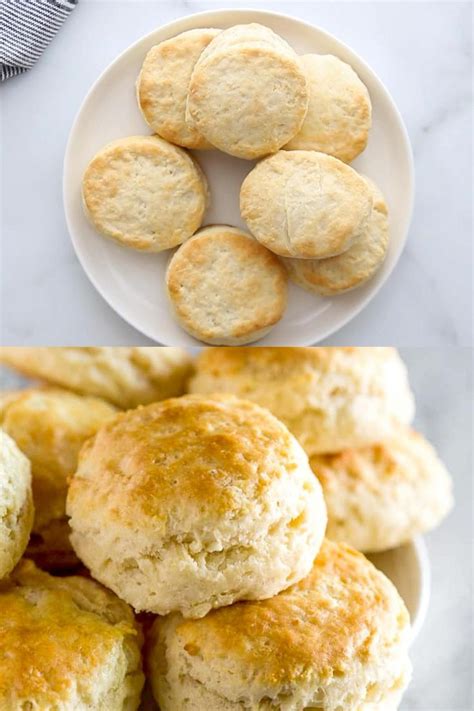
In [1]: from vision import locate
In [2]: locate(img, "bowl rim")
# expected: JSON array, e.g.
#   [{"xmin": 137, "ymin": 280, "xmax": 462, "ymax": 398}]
[
  {"xmin": 63, "ymin": 6, "xmax": 415, "ymax": 345},
  {"xmin": 410, "ymin": 535, "xmax": 431, "ymax": 643}
]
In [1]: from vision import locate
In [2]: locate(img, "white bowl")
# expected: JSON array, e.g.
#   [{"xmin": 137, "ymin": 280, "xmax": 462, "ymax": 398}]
[
  {"xmin": 368, "ymin": 536, "xmax": 430, "ymax": 643},
  {"xmin": 63, "ymin": 8, "xmax": 414, "ymax": 345}
]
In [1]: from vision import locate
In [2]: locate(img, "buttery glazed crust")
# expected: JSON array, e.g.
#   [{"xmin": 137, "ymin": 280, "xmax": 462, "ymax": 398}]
[
  {"xmin": 282, "ymin": 175, "xmax": 389, "ymax": 295},
  {"xmin": 148, "ymin": 540, "xmax": 412, "ymax": 710},
  {"xmin": 186, "ymin": 24, "xmax": 309, "ymax": 159},
  {"xmin": 0, "ymin": 560, "xmax": 144, "ymax": 710},
  {"xmin": 0, "ymin": 430, "xmax": 33, "ymax": 579},
  {"xmin": 240, "ymin": 150, "xmax": 373, "ymax": 259},
  {"xmin": 284, "ymin": 54, "xmax": 372, "ymax": 162},
  {"xmin": 0, "ymin": 346, "xmax": 194, "ymax": 408},
  {"xmin": 82, "ymin": 135, "xmax": 209, "ymax": 251},
  {"xmin": 0, "ymin": 388, "xmax": 116, "ymax": 570},
  {"xmin": 188, "ymin": 347, "xmax": 415, "ymax": 455},
  {"xmin": 67, "ymin": 394, "xmax": 327, "ymax": 617},
  {"xmin": 166, "ymin": 225, "xmax": 288, "ymax": 344},
  {"xmin": 137, "ymin": 28, "xmax": 220, "ymax": 149},
  {"xmin": 310, "ymin": 427, "xmax": 453, "ymax": 552}
]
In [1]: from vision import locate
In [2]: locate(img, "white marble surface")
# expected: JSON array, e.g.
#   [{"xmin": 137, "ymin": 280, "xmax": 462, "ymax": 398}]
[
  {"xmin": 0, "ymin": 1, "xmax": 472, "ymax": 346},
  {"xmin": 0, "ymin": 348, "xmax": 472, "ymax": 709}
]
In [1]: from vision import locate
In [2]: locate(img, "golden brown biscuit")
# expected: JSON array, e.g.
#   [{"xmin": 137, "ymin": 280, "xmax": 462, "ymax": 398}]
[
  {"xmin": 166, "ymin": 225, "xmax": 288, "ymax": 344},
  {"xmin": 148, "ymin": 540, "xmax": 412, "ymax": 710},
  {"xmin": 82, "ymin": 135, "xmax": 208, "ymax": 251},
  {"xmin": 137, "ymin": 28, "xmax": 220, "ymax": 149},
  {"xmin": 310, "ymin": 427, "xmax": 453, "ymax": 552},
  {"xmin": 0, "ymin": 430, "xmax": 34, "ymax": 579},
  {"xmin": 67, "ymin": 394, "xmax": 327, "ymax": 618},
  {"xmin": 282, "ymin": 175, "xmax": 389, "ymax": 295},
  {"xmin": 0, "ymin": 347, "xmax": 194, "ymax": 408},
  {"xmin": 240, "ymin": 150, "xmax": 373, "ymax": 258},
  {"xmin": 1, "ymin": 388, "xmax": 116, "ymax": 570},
  {"xmin": 284, "ymin": 54, "xmax": 372, "ymax": 162},
  {"xmin": 188, "ymin": 347, "xmax": 415, "ymax": 454},
  {"xmin": 0, "ymin": 559, "xmax": 144, "ymax": 710},
  {"xmin": 186, "ymin": 24, "xmax": 309, "ymax": 159}
]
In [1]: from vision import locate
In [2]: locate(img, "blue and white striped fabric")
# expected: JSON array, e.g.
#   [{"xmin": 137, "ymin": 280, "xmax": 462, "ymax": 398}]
[{"xmin": 0, "ymin": 0, "xmax": 78, "ymax": 81}]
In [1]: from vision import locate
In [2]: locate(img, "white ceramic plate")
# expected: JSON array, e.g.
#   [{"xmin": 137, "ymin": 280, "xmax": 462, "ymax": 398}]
[
  {"xmin": 368, "ymin": 536, "xmax": 430, "ymax": 643},
  {"xmin": 63, "ymin": 8, "xmax": 414, "ymax": 345}
]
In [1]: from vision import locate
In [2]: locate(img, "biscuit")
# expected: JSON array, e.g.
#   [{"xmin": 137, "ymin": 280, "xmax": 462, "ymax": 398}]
[
  {"xmin": 148, "ymin": 539, "xmax": 412, "ymax": 710},
  {"xmin": 284, "ymin": 54, "xmax": 372, "ymax": 162},
  {"xmin": 282, "ymin": 176, "xmax": 389, "ymax": 295},
  {"xmin": 194, "ymin": 23, "xmax": 298, "ymax": 63},
  {"xmin": 1, "ymin": 388, "xmax": 116, "ymax": 570},
  {"xmin": 166, "ymin": 225, "xmax": 288, "ymax": 344},
  {"xmin": 67, "ymin": 394, "xmax": 327, "ymax": 617},
  {"xmin": 186, "ymin": 24, "xmax": 309, "ymax": 159},
  {"xmin": 0, "ymin": 430, "xmax": 33, "ymax": 580},
  {"xmin": 0, "ymin": 346, "xmax": 193, "ymax": 408},
  {"xmin": 137, "ymin": 28, "xmax": 220, "ymax": 149},
  {"xmin": 0, "ymin": 559, "xmax": 144, "ymax": 710},
  {"xmin": 240, "ymin": 150, "xmax": 373, "ymax": 258},
  {"xmin": 82, "ymin": 135, "xmax": 209, "ymax": 251},
  {"xmin": 188, "ymin": 348, "xmax": 415, "ymax": 455},
  {"xmin": 310, "ymin": 427, "xmax": 453, "ymax": 552}
]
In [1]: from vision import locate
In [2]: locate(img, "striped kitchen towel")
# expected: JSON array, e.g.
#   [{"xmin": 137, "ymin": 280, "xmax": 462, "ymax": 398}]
[{"xmin": 1, "ymin": 0, "xmax": 78, "ymax": 81}]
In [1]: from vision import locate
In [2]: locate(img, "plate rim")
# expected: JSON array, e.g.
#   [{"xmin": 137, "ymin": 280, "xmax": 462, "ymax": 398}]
[{"xmin": 63, "ymin": 6, "xmax": 415, "ymax": 345}]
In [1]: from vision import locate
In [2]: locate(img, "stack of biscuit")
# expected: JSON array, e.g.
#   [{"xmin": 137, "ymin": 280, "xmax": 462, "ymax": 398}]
[
  {"xmin": 0, "ymin": 347, "xmax": 452, "ymax": 709},
  {"xmin": 81, "ymin": 22, "xmax": 389, "ymax": 345}
]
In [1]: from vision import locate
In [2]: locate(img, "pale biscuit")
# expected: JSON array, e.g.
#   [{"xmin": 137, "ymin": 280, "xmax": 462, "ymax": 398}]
[
  {"xmin": 195, "ymin": 23, "xmax": 297, "ymax": 62},
  {"xmin": 282, "ymin": 176, "xmax": 389, "ymax": 295},
  {"xmin": 0, "ymin": 346, "xmax": 193, "ymax": 408},
  {"xmin": 186, "ymin": 24, "xmax": 309, "ymax": 159},
  {"xmin": 240, "ymin": 150, "xmax": 373, "ymax": 258},
  {"xmin": 148, "ymin": 539, "xmax": 412, "ymax": 711},
  {"xmin": 166, "ymin": 225, "xmax": 288, "ymax": 345},
  {"xmin": 0, "ymin": 430, "xmax": 33, "ymax": 580},
  {"xmin": 285, "ymin": 54, "xmax": 372, "ymax": 162},
  {"xmin": 82, "ymin": 135, "xmax": 209, "ymax": 251},
  {"xmin": 0, "ymin": 559, "xmax": 144, "ymax": 710},
  {"xmin": 1, "ymin": 388, "xmax": 116, "ymax": 570},
  {"xmin": 67, "ymin": 394, "xmax": 327, "ymax": 618},
  {"xmin": 188, "ymin": 348, "xmax": 415, "ymax": 455},
  {"xmin": 310, "ymin": 427, "xmax": 454, "ymax": 552},
  {"xmin": 137, "ymin": 28, "xmax": 220, "ymax": 149}
]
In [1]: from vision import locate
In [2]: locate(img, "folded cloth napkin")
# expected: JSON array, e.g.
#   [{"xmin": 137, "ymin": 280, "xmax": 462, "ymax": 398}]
[{"xmin": 1, "ymin": 0, "xmax": 78, "ymax": 81}]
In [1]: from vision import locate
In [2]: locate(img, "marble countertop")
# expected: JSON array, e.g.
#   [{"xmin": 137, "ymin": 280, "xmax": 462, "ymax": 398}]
[
  {"xmin": 0, "ymin": 348, "xmax": 472, "ymax": 710},
  {"xmin": 1, "ymin": 0, "xmax": 472, "ymax": 346}
]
